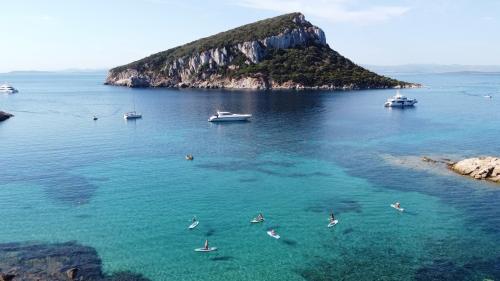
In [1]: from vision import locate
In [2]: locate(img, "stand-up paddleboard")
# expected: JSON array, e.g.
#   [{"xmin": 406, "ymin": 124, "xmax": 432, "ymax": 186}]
[
  {"xmin": 390, "ymin": 204, "xmax": 404, "ymax": 212},
  {"xmin": 327, "ymin": 219, "xmax": 339, "ymax": 228},
  {"xmin": 194, "ymin": 247, "xmax": 217, "ymax": 252},
  {"xmin": 251, "ymin": 218, "xmax": 264, "ymax": 223},
  {"xmin": 267, "ymin": 230, "xmax": 280, "ymax": 239},
  {"xmin": 189, "ymin": 221, "xmax": 199, "ymax": 229}
]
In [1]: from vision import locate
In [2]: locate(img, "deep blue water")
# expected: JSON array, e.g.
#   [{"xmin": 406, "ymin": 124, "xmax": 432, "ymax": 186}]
[{"xmin": 0, "ymin": 71, "xmax": 499, "ymax": 280}]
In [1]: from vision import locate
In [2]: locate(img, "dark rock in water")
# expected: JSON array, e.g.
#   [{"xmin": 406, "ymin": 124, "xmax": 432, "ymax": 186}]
[
  {"xmin": 66, "ymin": 267, "xmax": 78, "ymax": 280},
  {"xmin": 0, "ymin": 111, "xmax": 13, "ymax": 122},
  {"xmin": 0, "ymin": 241, "xmax": 151, "ymax": 281},
  {"xmin": 0, "ymin": 273, "xmax": 16, "ymax": 281}
]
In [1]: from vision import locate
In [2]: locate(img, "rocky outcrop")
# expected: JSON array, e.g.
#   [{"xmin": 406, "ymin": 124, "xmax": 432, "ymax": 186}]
[
  {"xmin": 106, "ymin": 13, "xmax": 415, "ymax": 90},
  {"xmin": 0, "ymin": 241, "xmax": 151, "ymax": 281},
  {"xmin": 0, "ymin": 111, "xmax": 13, "ymax": 122},
  {"xmin": 450, "ymin": 157, "xmax": 500, "ymax": 183},
  {"xmin": 106, "ymin": 14, "xmax": 327, "ymax": 89}
]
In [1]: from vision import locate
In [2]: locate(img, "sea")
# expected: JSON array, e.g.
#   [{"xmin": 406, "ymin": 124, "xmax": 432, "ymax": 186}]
[{"xmin": 0, "ymin": 71, "xmax": 499, "ymax": 281}]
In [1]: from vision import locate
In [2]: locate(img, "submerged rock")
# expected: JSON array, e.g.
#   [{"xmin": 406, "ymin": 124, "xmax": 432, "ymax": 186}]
[
  {"xmin": 450, "ymin": 157, "xmax": 500, "ymax": 183},
  {"xmin": 0, "ymin": 241, "xmax": 151, "ymax": 281},
  {"xmin": 0, "ymin": 111, "xmax": 13, "ymax": 122}
]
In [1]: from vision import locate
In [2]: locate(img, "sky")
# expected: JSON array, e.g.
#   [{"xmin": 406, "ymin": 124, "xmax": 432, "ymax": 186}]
[{"xmin": 1, "ymin": 0, "xmax": 499, "ymax": 72}]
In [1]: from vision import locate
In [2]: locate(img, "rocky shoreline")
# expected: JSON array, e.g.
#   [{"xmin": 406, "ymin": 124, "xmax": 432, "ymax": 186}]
[
  {"xmin": 384, "ymin": 155, "xmax": 500, "ymax": 185},
  {"xmin": 0, "ymin": 241, "xmax": 150, "ymax": 281},
  {"xmin": 450, "ymin": 157, "xmax": 500, "ymax": 183},
  {"xmin": 0, "ymin": 111, "xmax": 13, "ymax": 122},
  {"xmin": 105, "ymin": 70, "xmax": 421, "ymax": 90}
]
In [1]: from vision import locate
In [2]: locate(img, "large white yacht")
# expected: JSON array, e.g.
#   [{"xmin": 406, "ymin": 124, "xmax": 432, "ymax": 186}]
[
  {"xmin": 384, "ymin": 91, "xmax": 417, "ymax": 107},
  {"xmin": 0, "ymin": 84, "xmax": 18, "ymax": 94},
  {"xmin": 124, "ymin": 111, "xmax": 142, "ymax": 119},
  {"xmin": 208, "ymin": 111, "xmax": 252, "ymax": 122}
]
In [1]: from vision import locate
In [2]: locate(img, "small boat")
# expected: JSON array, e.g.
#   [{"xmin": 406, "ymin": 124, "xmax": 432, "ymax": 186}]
[
  {"xmin": 327, "ymin": 219, "xmax": 339, "ymax": 228},
  {"xmin": 267, "ymin": 230, "xmax": 280, "ymax": 239},
  {"xmin": 390, "ymin": 203, "xmax": 404, "ymax": 212},
  {"xmin": 208, "ymin": 111, "xmax": 252, "ymax": 122},
  {"xmin": 188, "ymin": 220, "xmax": 199, "ymax": 229},
  {"xmin": 384, "ymin": 91, "xmax": 417, "ymax": 107},
  {"xmin": 124, "ymin": 111, "xmax": 142, "ymax": 119},
  {"xmin": 185, "ymin": 154, "xmax": 194, "ymax": 161},
  {"xmin": 194, "ymin": 247, "xmax": 217, "ymax": 252},
  {"xmin": 484, "ymin": 95, "xmax": 493, "ymax": 99},
  {"xmin": 250, "ymin": 218, "xmax": 264, "ymax": 223},
  {"xmin": 0, "ymin": 83, "xmax": 18, "ymax": 94},
  {"xmin": 195, "ymin": 240, "xmax": 216, "ymax": 252}
]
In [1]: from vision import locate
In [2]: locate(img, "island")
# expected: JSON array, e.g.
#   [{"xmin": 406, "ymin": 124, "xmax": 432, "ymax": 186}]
[
  {"xmin": 0, "ymin": 111, "xmax": 13, "ymax": 122},
  {"xmin": 106, "ymin": 13, "xmax": 419, "ymax": 90}
]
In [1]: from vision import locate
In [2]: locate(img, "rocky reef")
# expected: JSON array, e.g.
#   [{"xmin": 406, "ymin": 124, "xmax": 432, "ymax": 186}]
[
  {"xmin": 0, "ymin": 241, "xmax": 150, "ymax": 281},
  {"xmin": 450, "ymin": 157, "xmax": 500, "ymax": 183},
  {"xmin": 106, "ymin": 13, "xmax": 417, "ymax": 90},
  {"xmin": 0, "ymin": 111, "xmax": 13, "ymax": 122}
]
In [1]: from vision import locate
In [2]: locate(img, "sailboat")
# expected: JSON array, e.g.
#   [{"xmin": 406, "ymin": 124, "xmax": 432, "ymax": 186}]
[{"xmin": 123, "ymin": 92, "xmax": 142, "ymax": 119}]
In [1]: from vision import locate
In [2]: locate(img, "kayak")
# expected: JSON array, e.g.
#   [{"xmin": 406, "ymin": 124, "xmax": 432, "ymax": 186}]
[
  {"xmin": 188, "ymin": 221, "xmax": 199, "ymax": 229},
  {"xmin": 194, "ymin": 247, "xmax": 217, "ymax": 252},
  {"xmin": 267, "ymin": 231, "xmax": 280, "ymax": 239},
  {"xmin": 390, "ymin": 204, "xmax": 404, "ymax": 212},
  {"xmin": 251, "ymin": 218, "xmax": 264, "ymax": 223},
  {"xmin": 327, "ymin": 219, "xmax": 339, "ymax": 228}
]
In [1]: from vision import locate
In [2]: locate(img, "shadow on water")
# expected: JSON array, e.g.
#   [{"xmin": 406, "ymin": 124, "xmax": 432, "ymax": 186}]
[
  {"xmin": 210, "ymin": 256, "xmax": 235, "ymax": 262},
  {"xmin": 38, "ymin": 173, "xmax": 99, "ymax": 205},
  {"xmin": 205, "ymin": 228, "xmax": 216, "ymax": 237},
  {"xmin": 414, "ymin": 256, "xmax": 500, "ymax": 281},
  {"xmin": 304, "ymin": 198, "xmax": 362, "ymax": 215},
  {"xmin": 281, "ymin": 239, "xmax": 298, "ymax": 246},
  {"xmin": 197, "ymin": 160, "xmax": 329, "ymax": 179}
]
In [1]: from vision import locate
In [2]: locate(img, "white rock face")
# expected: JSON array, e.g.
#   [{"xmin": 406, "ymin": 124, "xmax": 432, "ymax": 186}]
[
  {"xmin": 105, "ymin": 13, "xmax": 331, "ymax": 89},
  {"xmin": 451, "ymin": 157, "xmax": 500, "ymax": 183}
]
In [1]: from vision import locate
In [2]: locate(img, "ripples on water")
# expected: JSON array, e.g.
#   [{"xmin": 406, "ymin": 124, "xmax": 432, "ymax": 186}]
[{"xmin": 0, "ymin": 72, "xmax": 499, "ymax": 280}]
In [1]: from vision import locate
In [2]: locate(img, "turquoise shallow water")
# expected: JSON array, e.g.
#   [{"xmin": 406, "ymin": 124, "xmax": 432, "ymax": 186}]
[{"xmin": 0, "ymin": 72, "xmax": 499, "ymax": 280}]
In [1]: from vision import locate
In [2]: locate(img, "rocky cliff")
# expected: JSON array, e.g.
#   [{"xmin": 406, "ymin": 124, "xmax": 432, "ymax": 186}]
[{"xmin": 106, "ymin": 13, "xmax": 416, "ymax": 90}]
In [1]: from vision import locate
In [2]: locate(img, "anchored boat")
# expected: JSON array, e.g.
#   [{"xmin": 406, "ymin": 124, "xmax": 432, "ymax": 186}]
[
  {"xmin": 208, "ymin": 111, "xmax": 251, "ymax": 122},
  {"xmin": 384, "ymin": 91, "xmax": 417, "ymax": 107}
]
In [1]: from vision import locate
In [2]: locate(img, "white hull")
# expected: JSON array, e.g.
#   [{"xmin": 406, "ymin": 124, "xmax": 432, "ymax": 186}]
[
  {"xmin": 0, "ymin": 90, "xmax": 18, "ymax": 94},
  {"xmin": 209, "ymin": 116, "xmax": 251, "ymax": 122},
  {"xmin": 0, "ymin": 84, "xmax": 18, "ymax": 94},
  {"xmin": 208, "ymin": 111, "xmax": 251, "ymax": 122},
  {"xmin": 384, "ymin": 100, "xmax": 417, "ymax": 107},
  {"xmin": 384, "ymin": 91, "xmax": 417, "ymax": 107},
  {"xmin": 124, "ymin": 111, "xmax": 142, "ymax": 119}
]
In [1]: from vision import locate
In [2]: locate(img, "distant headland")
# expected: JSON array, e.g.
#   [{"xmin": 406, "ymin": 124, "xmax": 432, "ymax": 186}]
[{"xmin": 105, "ymin": 13, "xmax": 419, "ymax": 90}]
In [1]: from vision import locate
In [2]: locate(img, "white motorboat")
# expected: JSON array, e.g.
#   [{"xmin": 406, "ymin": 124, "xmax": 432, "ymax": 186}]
[
  {"xmin": 124, "ymin": 111, "xmax": 142, "ymax": 119},
  {"xmin": 208, "ymin": 111, "xmax": 251, "ymax": 122},
  {"xmin": 384, "ymin": 91, "xmax": 417, "ymax": 107},
  {"xmin": 0, "ymin": 83, "xmax": 18, "ymax": 94}
]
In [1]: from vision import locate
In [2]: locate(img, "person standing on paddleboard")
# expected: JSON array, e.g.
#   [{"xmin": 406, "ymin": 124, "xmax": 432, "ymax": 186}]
[
  {"xmin": 257, "ymin": 213, "xmax": 264, "ymax": 221},
  {"xmin": 329, "ymin": 211, "xmax": 335, "ymax": 222},
  {"xmin": 204, "ymin": 239, "xmax": 209, "ymax": 250}
]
